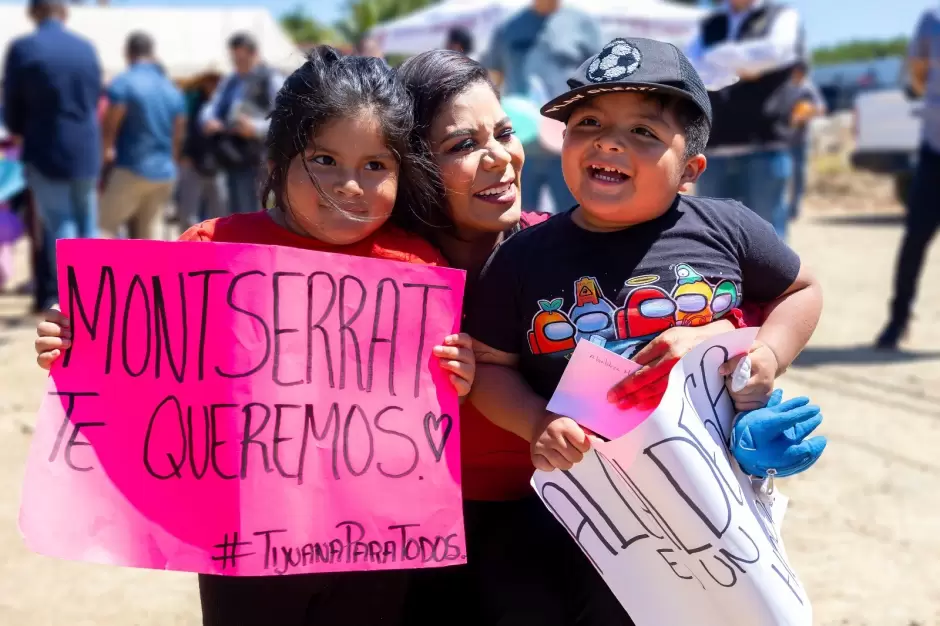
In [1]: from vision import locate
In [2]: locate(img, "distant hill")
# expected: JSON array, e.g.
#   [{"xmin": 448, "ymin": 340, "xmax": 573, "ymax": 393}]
[{"xmin": 812, "ymin": 37, "xmax": 909, "ymax": 65}]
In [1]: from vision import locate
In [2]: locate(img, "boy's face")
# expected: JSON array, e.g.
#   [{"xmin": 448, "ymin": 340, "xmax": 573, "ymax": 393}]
[{"xmin": 561, "ymin": 92, "xmax": 705, "ymax": 230}]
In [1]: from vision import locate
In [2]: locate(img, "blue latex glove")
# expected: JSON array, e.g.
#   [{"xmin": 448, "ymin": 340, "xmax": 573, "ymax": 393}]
[{"xmin": 731, "ymin": 389, "xmax": 828, "ymax": 478}]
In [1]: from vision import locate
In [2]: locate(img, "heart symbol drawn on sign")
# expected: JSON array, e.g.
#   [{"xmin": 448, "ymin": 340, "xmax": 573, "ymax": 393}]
[{"xmin": 423, "ymin": 412, "xmax": 453, "ymax": 462}]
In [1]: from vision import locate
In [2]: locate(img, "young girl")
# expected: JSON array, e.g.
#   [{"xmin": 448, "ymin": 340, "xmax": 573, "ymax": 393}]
[{"xmin": 34, "ymin": 46, "xmax": 474, "ymax": 626}]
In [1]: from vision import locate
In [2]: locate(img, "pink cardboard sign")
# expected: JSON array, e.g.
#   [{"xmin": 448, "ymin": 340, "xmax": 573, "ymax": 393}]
[{"xmin": 20, "ymin": 238, "xmax": 467, "ymax": 576}]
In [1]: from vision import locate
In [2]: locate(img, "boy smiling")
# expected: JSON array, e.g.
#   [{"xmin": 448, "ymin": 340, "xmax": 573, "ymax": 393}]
[{"xmin": 467, "ymin": 37, "xmax": 822, "ymax": 475}]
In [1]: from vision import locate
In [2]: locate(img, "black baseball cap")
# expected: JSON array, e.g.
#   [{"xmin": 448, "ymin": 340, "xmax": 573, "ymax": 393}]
[{"xmin": 540, "ymin": 37, "xmax": 712, "ymax": 127}]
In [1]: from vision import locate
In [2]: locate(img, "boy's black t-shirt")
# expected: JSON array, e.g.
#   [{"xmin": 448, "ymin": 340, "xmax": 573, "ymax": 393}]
[{"xmin": 465, "ymin": 194, "xmax": 802, "ymax": 401}]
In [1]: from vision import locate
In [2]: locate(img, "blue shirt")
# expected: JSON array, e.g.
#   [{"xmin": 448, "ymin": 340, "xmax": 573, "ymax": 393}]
[
  {"xmin": 482, "ymin": 8, "xmax": 601, "ymax": 104},
  {"xmin": 910, "ymin": 9, "xmax": 940, "ymax": 151},
  {"xmin": 1, "ymin": 20, "xmax": 102, "ymax": 179},
  {"xmin": 108, "ymin": 62, "xmax": 185, "ymax": 180}
]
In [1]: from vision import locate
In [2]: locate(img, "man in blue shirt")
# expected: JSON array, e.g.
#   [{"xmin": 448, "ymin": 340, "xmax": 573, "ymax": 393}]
[
  {"xmin": 200, "ymin": 33, "xmax": 283, "ymax": 215},
  {"xmin": 482, "ymin": 0, "xmax": 600, "ymax": 214},
  {"xmin": 99, "ymin": 32, "xmax": 185, "ymax": 240},
  {"xmin": 877, "ymin": 9, "xmax": 940, "ymax": 349},
  {"xmin": 2, "ymin": 0, "xmax": 102, "ymax": 310}
]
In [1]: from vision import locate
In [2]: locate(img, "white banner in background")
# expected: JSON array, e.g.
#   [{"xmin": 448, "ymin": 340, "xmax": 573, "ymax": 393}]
[{"xmin": 532, "ymin": 329, "xmax": 812, "ymax": 626}]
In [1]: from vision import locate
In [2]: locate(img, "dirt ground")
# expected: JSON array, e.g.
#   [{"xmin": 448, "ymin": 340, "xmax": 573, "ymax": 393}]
[{"xmin": 1, "ymin": 180, "xmax": 939, "ymax": 625}]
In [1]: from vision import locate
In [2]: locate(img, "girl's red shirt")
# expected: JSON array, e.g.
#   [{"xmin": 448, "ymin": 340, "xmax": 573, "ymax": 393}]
[{"xmin": 179, "ymin": 211, "xmax": 447, "ymax": 267}]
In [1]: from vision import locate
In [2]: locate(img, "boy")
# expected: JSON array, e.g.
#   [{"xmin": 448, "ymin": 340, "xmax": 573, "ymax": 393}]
[{"xmin": 467, "ymin": 37, "xmax": 822, "ymax": 473}]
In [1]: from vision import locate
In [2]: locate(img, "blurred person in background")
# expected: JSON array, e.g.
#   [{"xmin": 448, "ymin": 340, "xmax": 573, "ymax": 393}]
[
  {"xmin": 446, "ymin": 26, "xmax": 474, "ymax": 56},
  {"xmin": 201, "ymin": 33, "xmax": 283, "ymax": 215},
  {"xmin": 877, "ymin": 9, "xmax": 940, "ymax": 349},
  {"xmin": 482, "ymin": 0, "xmax": 600, "ymax": 214},
  {"xmin": 178, "ymin": 70, "xmax": 225, "ymax": 228},
  {"xmin": 687, "ymin": 0, "xmax": 805, "ymax": 239},
  {"xmin": 357, "ymin": 36, "xmax": 386, "ymax": 60},
  {"xmin": 786, "ymin": 61, "xmax": 826, "ymax": 220},
  {"xmin": 0, "ymin": 141, "xmax": 26, "ymax": 292},
  {"xmin": 99, "ymin": 32, "xmax": 185, "ymax": 240},
  {"xmin": 1, "ymin": 0, "xmax": 102, "ymax": 311}
]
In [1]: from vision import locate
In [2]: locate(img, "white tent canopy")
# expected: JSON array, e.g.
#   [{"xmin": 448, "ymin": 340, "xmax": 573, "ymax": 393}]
[
  {"xmin": 370, "ymin": 0, "xmax": 707, "ymax": 57},
  {"xmin": 0, "ymin": 6, "xmax": 305, "ymax": 81}
]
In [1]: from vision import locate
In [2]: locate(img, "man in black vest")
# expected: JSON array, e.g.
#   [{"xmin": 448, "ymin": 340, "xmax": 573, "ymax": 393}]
[
  {"xmin": 687, "ymin": 0, "xmax": 804, "ymax": 240},
  {"xmin": 200, "ymin": 33, "xmax": 283, "ymax": 215}
]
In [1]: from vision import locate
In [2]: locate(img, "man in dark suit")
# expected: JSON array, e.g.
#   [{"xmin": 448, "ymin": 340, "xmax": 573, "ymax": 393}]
[{"xmin": 2, "ymin": 0, "xmax": 102, "ymax": 310}]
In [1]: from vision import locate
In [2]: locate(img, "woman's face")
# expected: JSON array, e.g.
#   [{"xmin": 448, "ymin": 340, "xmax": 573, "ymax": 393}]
[
  {"xmin": 282, "ymin": 111, "xmax": 399, "ymax": 245},
  {"xmin": 430, "ymin": 81, "xmax": 525, "ymax": 236}
]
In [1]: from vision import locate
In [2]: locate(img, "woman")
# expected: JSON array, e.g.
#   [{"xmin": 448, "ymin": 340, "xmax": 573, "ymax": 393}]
[
  {"xmin": 400, "ymin": 52, "xmax": 624, "ymax": 625},
  {"xmin": 397, "ymin": 50, "xmax": 825, "ymax": 625}
]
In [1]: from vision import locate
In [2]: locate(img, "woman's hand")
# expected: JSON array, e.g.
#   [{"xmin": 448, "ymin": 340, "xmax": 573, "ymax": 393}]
[{"xmin": 433, "ymin": 333, "xmax": 475, "ymax": 397}]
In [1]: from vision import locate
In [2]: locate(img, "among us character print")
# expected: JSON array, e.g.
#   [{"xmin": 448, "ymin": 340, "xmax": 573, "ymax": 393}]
[{"xmin": 526, "ymin": 263, "xmax": 739, "ymax": 359}]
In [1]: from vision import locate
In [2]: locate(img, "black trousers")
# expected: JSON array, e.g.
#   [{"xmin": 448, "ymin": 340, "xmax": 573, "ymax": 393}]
[
  {"xmin": 888, "ymin": 143, "xmax": 940, "ymax": 326},
  {"xmin": 199, "ymin": 496, "xmax": 633, "ymax": 626},
  {"xmin": 404, "ymin": 496, "xmax": 634, "ymax": 626},
  {"xmin": 198, "ymin": 568, "xmax": 410, "ymax": 626}
]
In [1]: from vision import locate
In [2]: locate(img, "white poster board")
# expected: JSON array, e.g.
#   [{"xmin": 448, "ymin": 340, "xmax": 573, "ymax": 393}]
[{"xmin": 532, "ymin": 329, "xmax": 812, "ymax": 626}]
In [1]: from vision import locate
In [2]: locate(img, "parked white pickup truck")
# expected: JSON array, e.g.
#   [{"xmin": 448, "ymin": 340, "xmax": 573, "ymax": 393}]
[{"xmin": 851, "ymin": 86, "xmax": 923, "ymax": 204}]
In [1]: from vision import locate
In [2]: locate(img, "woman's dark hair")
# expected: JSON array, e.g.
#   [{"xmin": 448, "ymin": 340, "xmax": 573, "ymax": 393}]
[
  {"xmin": 262, "ymin": 45, "xmax": 433, "ymax": 228},
  {"xmin": 397, "ymin": 49, "xmax": 497, "ymax": 239}
]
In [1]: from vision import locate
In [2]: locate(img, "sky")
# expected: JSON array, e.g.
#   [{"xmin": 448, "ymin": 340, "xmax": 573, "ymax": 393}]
[{"xmin": 8, "ymin": 0, "xmax": 935, "ymax": 48}]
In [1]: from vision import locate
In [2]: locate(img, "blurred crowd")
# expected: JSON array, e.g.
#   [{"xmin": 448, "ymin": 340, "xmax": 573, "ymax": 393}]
[
  {"xmin": 0, "ymin": 0, "xmax": 286, "ymax": 312},
  {"xmin": 0, "ymin": 0, "xmax": 934, "ymax": 352}
]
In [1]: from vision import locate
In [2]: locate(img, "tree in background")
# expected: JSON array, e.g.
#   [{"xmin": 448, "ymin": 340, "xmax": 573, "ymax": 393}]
[
  {"xmin": 279, "ymin": 0, "xmax": 441, "ymax": 48},
  {"xmin": 280, "ymin": 6, "xmax": 342, "ymax": 46},
  {"xmin": 813, "ymin": 37, "xmax": 909, "ymax": 65},
  {"xmin": 336, "ymin": 0, "xmax": 441, "ymax": 48}
]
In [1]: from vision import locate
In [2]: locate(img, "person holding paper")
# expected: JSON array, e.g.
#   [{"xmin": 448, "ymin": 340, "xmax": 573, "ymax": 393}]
[
  {"xmin": 466, "ymin": 37, "xmax": 822, "ymax": 486},
  {"xmin": 34, "ymin": 45, "xmax": 826, "ymax": 625},
  {"xmin": 32, "ymin": 46, "xmax": 476, "ymax": 626},
  {"xmin": 399, "ymin": 50, "xmax": 635, "ymax": 626},
  {"xmin": 398, "ymin": 48, "xmax": 825, "ymax": 626}
]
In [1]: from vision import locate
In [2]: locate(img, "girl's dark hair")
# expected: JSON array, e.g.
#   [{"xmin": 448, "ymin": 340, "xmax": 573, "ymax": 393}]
[
  {"xmin": 397, "ymin": 50, "xmax": 498, "ymax": 240},
  {"xmin": 262, "ymin": 45, "xmax": 433, "ymax": 228}
]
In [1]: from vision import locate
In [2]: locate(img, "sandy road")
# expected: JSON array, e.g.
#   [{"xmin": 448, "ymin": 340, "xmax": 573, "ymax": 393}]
[{"xmin": 1, "ymin": 205, "xmax": 939, "ymax": 625}]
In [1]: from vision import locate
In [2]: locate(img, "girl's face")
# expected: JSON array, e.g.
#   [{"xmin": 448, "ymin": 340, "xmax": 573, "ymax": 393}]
[
  {"xmin": 430, "ymin": 81, "xmax": 524, "ymax": 237},
  {"xmin": 283, "ymin": 110, "xmax": 399, "ymax": 246}
]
